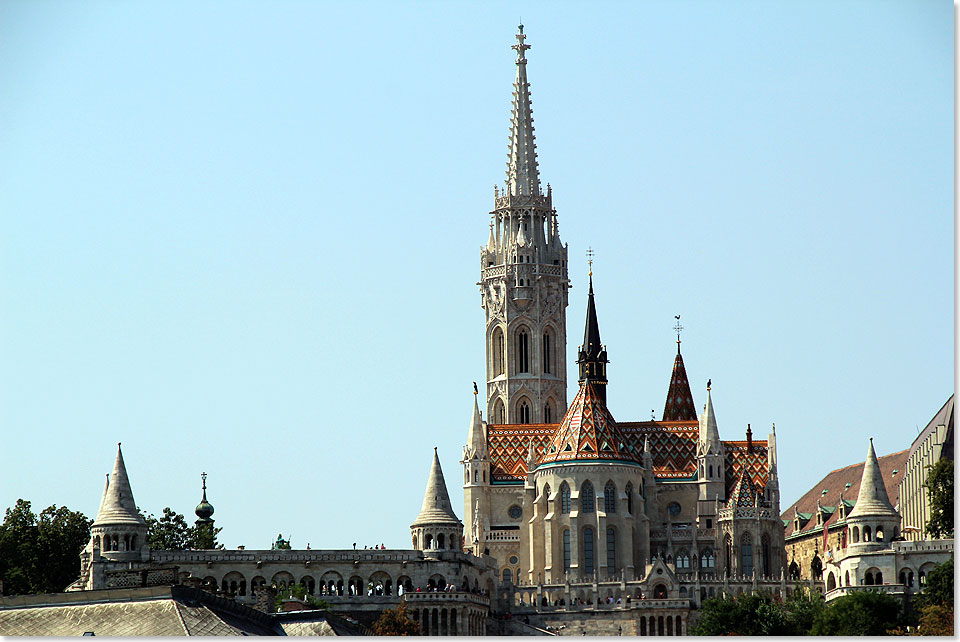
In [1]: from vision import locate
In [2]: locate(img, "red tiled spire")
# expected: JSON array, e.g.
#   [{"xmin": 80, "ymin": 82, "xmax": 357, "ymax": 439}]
[
  {"xmin": 538, "ymin": 382, "xmax": 638, "ymax": 465},
  {"xmin": 662, "ymin": 344, "xmax": 697, "ymax": 421},
  {"xmin": 728, "ymin": 467, "xmax": 760, "ymax": 507}
]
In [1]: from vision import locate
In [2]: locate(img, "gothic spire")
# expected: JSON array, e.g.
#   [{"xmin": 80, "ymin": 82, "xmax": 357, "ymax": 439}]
[
  {"xmin": 506, "ymin": 24, "xmax": 541, "ymax": 198},
  {"xmin": 846, "ymin": 438, "xmax": 898, "ymax": 519},
  {"xmin": 412, "ymin": 448, "xmax": 461, "ymax": 526},
  {"xmin": 577, "ymin": 268, "xmax": 608, "ymax": 400},
  {"xmin": 93, "ymin": 443, "xmax": 146, "ymax": 527},
  {"xmin": 467, "ymin": 383, "xmax": 485, "ymax": 455},
  {"xmin": 699, "ymin": 381, "xmax": 721, "ymax": 450},
  {"xmin": 662, "ymin": 323, "xmax": 697, "ymax": 420}
]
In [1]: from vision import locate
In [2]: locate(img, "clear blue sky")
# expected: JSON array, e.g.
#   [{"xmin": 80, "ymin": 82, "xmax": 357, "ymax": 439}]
[{"xmin": 0, "ymin": 1, "xmax": 952, "ymax": 550}]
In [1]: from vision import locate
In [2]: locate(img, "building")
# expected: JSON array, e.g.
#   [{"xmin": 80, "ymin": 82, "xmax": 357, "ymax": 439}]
[
  {"xmin": 899, "ymin": 395, "xmax": 954, "ymax": 540},
  {"xmin": 461, "ymin": 25, "xmax": 792, "ymax": 634}
]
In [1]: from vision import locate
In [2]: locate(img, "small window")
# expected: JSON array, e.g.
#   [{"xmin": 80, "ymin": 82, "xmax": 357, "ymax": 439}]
[
  {"xmin": 509, "ymin": 555, "xmax": 519, "ymax": 565},
  {"xmin": 508, "ymin": 505, "xmax": 522, "ymax": 519},
  {"xmin": 668, "ymin": 502, "xmax": 681, "ymax": 517}
]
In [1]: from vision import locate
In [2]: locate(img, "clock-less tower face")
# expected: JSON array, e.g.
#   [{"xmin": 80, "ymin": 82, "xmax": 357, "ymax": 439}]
[{"xmin": 480, "ymin": 26, "xmax": 568, "ymax": 427}]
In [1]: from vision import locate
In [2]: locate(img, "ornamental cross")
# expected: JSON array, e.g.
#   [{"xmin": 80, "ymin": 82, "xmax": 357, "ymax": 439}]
[
  {"xmin": 674, "ymin": 315, "xmax": 683, "ymax": 344},
  {"xmin": 586, "ymin": 246, "xmax": 594, "ymax": 276}
]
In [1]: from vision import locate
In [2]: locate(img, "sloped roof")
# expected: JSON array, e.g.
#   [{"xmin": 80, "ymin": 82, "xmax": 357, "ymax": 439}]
[
  {"xmin": 93, "ymin": 444, "xmax": 146, "ymax": 528},
  {"xmin": 662, "ymin": 347, "xmax": 697, "ymax": 421},
  {"xmin": 846, "ymin": 439, "xmax": 898, "ymax": 519},
  {"xmin": 781, "ymin": 449, "xmax": 908, "ymax": 538},
  {"xmin": 729, "ymin": 469, "xmax": 759, "ymax": 507},
  {"xmin": 538, "ymin": 383, "xmax": 635, "ymax": 465},
  {"xmin": 411, "ymin": 449, "xmax": 461, "ymax": 527}
]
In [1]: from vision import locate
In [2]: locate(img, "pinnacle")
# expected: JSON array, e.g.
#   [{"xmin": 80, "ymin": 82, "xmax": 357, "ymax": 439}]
[
  {"xmin": 93, "ymin": 444, "xmax": 146, "ymax": 527},
  {"xmin": 412, "ymin": 450, "xmax": 461, "ymax": 526}
]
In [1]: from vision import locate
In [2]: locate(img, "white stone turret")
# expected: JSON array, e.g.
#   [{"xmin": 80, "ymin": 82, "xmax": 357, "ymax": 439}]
[
  {"xmin": 89, "ymin": 443, "xmax": 149, "ymax": 563},
  {"xmin": 480, "ymin": 24, "xmax": 568, "ymax": 425},
  {"xmin": 413, "ymin": 448, "xmax": 464, "ymax": 553},
  {"xmin": 462, "ymin": 386, "xmax": 490, "ymax": 555},
  {"xmin": 844, "ymin": 438, "xmax": 901, "ymax": 552}
]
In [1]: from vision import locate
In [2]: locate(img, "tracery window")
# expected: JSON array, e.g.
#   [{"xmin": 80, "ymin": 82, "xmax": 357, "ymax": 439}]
[
  {"xmin": 492, "ymin": 327, "xmax": 505, "ymax": 376},
  {"xmin": 544, "ymin": 402, "xmax": 552, "ymax": 423},
  {"xmin": 761, "ymin": 535, "xmax": 770, "ymax": 577},
  {"xmin": 517, "ymin": 329, "xmax": 529, "ymax": 373},
  {"xmin": 676, "ymin": 551, "xmax": 690, "ymax": 570},
  {"xmin": 562, "ymin": 530, "xmax": 571, "ymax": 571},
  {"xmin": 700, "ymin": 548, "xmax": 715, "ymax": 569},
  {"xmin": 581, "ymin": 481, "xmax": 596, "ymax": 513},
  {"xmin": 740, "ymin": 534, "xmax": 753, "ymax": 577},
  {"xmin": 542, "ymin": 331, "xmax": 552, "ymax": 374},
  {"xmin": 519, "ymin": 400, "xmax": 530, "ymax": 424},
  {"xmin": 583, "ymin": 528, "xmax": 595, "ymax": 574},
  {"xmin": 606, "ymin": 528, "xmax": 616, "ymax": 571},
  {"xmin": 560, "ymin": 483, "xmax": 571, "ymax": 514},
  {"xmin": 494, "ymin": 398, "xmax": 505, "ymax": 424},
  {"xmin": 604, "ymin": 481, "xmax": 617, "ymax": 513},
  {"xmin": 625, "ymin": 483, "xmax": 634, "ymax": 514}
]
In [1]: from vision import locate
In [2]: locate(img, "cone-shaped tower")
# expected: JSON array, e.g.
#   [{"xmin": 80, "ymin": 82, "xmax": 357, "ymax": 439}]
[
  {"xmin": 662, "ymin": 338, "xmax": 697, "ymax": 421},
  {"xmin": 90, "ymin": 443, "xmax": 148, "ymax": 562},
  {"xmin": 506, "ymin": 24, "xmax": 540, "ymax": 198},
  {"xmin": 843, "ymin": 439, "xmax": 901, "ymax": 553},
  {"xmin": 577, "ymin": 273, "xmax": 609, "ymax": 403},
  {"xmin": 412, "ymin": 448, "xmax": 464, "ymax": 552}
]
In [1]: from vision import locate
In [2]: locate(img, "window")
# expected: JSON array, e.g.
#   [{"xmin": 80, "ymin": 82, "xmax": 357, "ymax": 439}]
[
  {"xmin": 562, "ymin": 530, "xmax": 571, "ymax": 571},
  {"xmin": 542, "ymin": 331, "xmax": 552, "ymax": 373},
  {"xmin": 606, "ymin": 528, "xmax": 616, "ymax": 571},
  {"xmin": 676, "ymin": 551, "xmax": 690, "ymax": 570},
  {"xmin": 544, "ymin": 403, "xmax": 552, "ymax": 423},
  {"xmin": 502, "ymin": 568, "xmax": 512, "ymax": 583},
  {"xmin": 740, "ymin": 535, "xmax": 753, "ymax": 576},
  {"xmin": 700, "ymin": 548, "xmax": 715, "ymax": 569},
  {"xmin": 492, "ymin": 327, "xmax": 505, "ymax": 376},
  {"xmin": 709, "ymin": 465, "xmax": 713, "ymax": 477},
  {"xmin": 668, "ymin": 502, "xmax": 681, "ymax": 517},
  {"xmin": 811, "ymin": 555, "xmax": 822, "ymax": 581},
  {"xmin": 508, "ymin": 505, "xmax": 522, "ymax": 519},
  {"xmin": 581, "ymin": 481, "xmax": 595, "ymax": 513},
  {"xmin": 542, "ymin": 483, "xmax": 551, "ymax": 503},
  {"xmin": 494, "ymin": 398, "xmax": 505, "ymax": 424},
  {"xmin": 761, "ymin": 535, "xmax": 770, "ymax": 577},
  {"xmin": 583, "ymin": 528, "xmax": 595, "ymax": 574},
  {"xmin": 604, "ymin": 482, "xmax": 617, "ymax": 513},
  {"xmin": 560, "ymin": 483, "xmax": 571, "ymax": 514},
  {"xmin": 517, "ymin": 329, "xmax": 529, "ymax": 373},
  {"xmin": 625, "ymin": 483, "xmax": 634, "ymax": 514},
  {"xmin": 519, "ymin": 401, "xmax": 530, "ymax": 424}
]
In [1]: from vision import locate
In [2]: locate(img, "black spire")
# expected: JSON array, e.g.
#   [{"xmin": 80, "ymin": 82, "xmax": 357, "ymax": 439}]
[{"xmin": 577, "ymin": 272, "xmax": 609, "ymax": 402}]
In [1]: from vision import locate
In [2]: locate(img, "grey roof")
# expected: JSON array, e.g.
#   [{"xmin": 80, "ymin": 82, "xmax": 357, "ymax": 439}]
[
  {"xmin": 93, "ymin": 444, "xmax": 147, "ymax": 527},
  {"xmin": 411, "ymin": 449, "xmax": 461, "ymax": 527},
  {"xmin": 846, "ymin": 438, "xmax": 899, "ymax": 520}
]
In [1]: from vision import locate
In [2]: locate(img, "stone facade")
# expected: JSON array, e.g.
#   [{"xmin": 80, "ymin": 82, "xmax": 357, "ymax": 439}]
[{"xmin": 898, "ymin": 395, "xmax": 953, "ymax": 540}]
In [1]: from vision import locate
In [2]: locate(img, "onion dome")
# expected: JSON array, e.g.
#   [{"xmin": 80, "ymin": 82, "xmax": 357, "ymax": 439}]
[{"xmin": 194, "ymin": 472, "xmax": 215, "ymax": 523}]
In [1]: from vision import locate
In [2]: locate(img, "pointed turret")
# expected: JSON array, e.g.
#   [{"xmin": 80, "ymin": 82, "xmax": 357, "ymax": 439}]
[
  {"xmin": 662, "ymin": 338, "xmax": 697, "ymax": 421},
  {"xmin": 699, "ymin": 382, "xmax": 721, "ymax": 452},
  {"xmin": 728, "ymin": 469, "xmax": 759, "ymax": 508},
  {"xmin": 540, "ymin": 382, "xmax": 635, "ymax": 465},
  {"xmin": 466, "ymin": 383, "xmax": 486, "ymax": 455},
  {"xmin": 93, "ymin": 444, "xmax": 146, "ymax": 527},
  {"xmin": 577, "ymin": 272, "xmax": 609, "ymax": 402},
  {"xmin": 412, "ymin": 449, "xmax": 463, "ymax": 552},
  {"xmin": 846, "ymin": 438, "xmax": 898, "ymax": 519},
  {"xmin": 506, "ymin": 24, "xmax": 540, "ymax": 198}
]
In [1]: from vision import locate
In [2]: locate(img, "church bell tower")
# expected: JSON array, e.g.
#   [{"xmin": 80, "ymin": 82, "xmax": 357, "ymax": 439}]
[{"xmin": 480, "ymin": 25, "xmax": 569, "ymax": 425}]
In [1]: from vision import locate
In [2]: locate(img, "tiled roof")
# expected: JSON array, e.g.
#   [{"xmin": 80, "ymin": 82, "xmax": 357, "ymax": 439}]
[
  {"xmin": 488, "ymin": 419, "xmax": 770, "ymax": 490},
  {"xmin": 662, "ymin": 348, "xmax": 697, "ymax": 421},
  {"xmin": 781, "ymin": 449, "xmax": 909, "ymax": 538},
  {"xmin": 539, "ymin": 383, "xmax": 636, "ymax": 465},
  {"xmin": 729, "ymin": 469, "xmax": 759, "ymax": 507}
]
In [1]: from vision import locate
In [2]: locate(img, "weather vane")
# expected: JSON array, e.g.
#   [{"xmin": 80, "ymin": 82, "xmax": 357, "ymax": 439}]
[
  {"xmin": 674, "ymin": 315, "xmax": 683, "ymax": 345},
  {"xmin": 586, "ymin": 246, "xmax": 594, "ymax": 276}
]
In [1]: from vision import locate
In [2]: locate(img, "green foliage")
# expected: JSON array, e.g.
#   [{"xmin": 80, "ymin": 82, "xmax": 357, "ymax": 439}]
[
  {"xmin": 272, "ymin": 583, "xmax": 329, "ymax": 612},
  {"xmin": 811, "ymin": 590, "xmax": 902, "ymax": 636},
  {"xmin": 923, "ymin": 459, "xmax": 953, "ymax": 538},
  {"xmin": 144, "ymin": 508, "xmax": 222, "ymax": 550},
  {"xmin": 372, "ymin": 602, "xmax": 421, "ymax": 636},
  {"xmin": 912, "ymin": 555, "xmax": 953, "ymax": 613},
  {"xmin": 690, "ymin": 591, "xmax": 793, "ymax": 636},
  {"xmin": 916, "ymin": 603, "xmax": 954, "ymax": 636},
  {"xmin": 0, "ymin": 500, "xmax": 91, "ymax": 595},
  {"xmin": 784, "ymin": 586, "xmax": 826, "ymax": 634}
]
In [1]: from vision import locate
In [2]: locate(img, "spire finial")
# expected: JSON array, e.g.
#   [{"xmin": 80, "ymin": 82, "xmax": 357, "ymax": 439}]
[
  {"xmin": 201, "ymin": 471, "xmax": 207, "ymax": 491},
  {"xmin": 512, "ymin": 23, "xmax": 530, "ymax": 62},
  {"xmin": 473, "ymin": 381, "xmax": 478, "ymax": 396},
  {"xmin": 707, "ymin": 378, "xmax": 712, "ymax": 391},
  {"xmin": 586, "ymin": 246, "xmax": 594, "ymax": 278},
  {"xmin": 674, "ymin": 315, "xmax": 683, "ymax": 353}
]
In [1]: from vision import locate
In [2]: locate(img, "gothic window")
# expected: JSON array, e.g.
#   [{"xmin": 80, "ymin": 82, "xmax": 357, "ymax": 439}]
[
  {"xmin": 474, "ymin": 470, "xmax": 478, "ymax": 483},
  {"xmin": 625, "ymin": 483, "xmax": 634, "ymax": 514},
  {"xmin": 502, "ymin": 568, "xmax": 512, "ymax": 583},
  {"xmin": 604, "ymin": 481, "xmax": 617, "ymax": 513},
  {"xmin": 811, "ymin": 555, "xmax": 823, "ymax": 581},
  {"xmin": 826, "ymin": 572, "xmax": 836, "ymax": 591},
  {"xmin": 724, "ymin": 535, "xmax": 732, "ymax": 575},
  {"xmin": 676, "ymin": 551, "xmax": 690, "ymax": 570},
  {"xmin": 700, "ymin": 548, "xmax": 715, "ymax": 569},
  {"xmin": 562, "ymin": 530, "xmax": 571, "ymax": 571},
  {"xmin": 789, "ymin": 561, "xmax": 800, "ymax": 580},
  {"xmin": 544, "ymin": 402, "xmax": 552, "ymax": 423},
  {"xmin": 581, "ymin": 481, "xmax": 596, "ymax": 513},
  {"xmin": 542, "ymin": 483, "xmax": 551, "ymax": 503},
  {"xmin": 492, "ymin": 327, "xmax": 505, "ymax": 377},
  {"xmin": 709, "ymin": 465, "xmax": 713, "ymax": 477},
  {"xmin": 740, "ymin": 534, "xmax": 753, "ymax": 577},
  {"xmin": 517, "ymin": 329, "xmax": 530, "ymax": 373},
  {"xmin": 560, "ymin": 483, "xmax": 571, "ymax": 514},
  {"xmin": 606, "ymin": 528, "xmax": 616, "ymax": 571},
  {"xmin": 518, "ymin": 400, "xmax": 531, "ymax": 424},
  {"xmin": 494, "ymin": 398, "xmax": 505, "ymax": 424},
  {"xmin": 583, "ymin": 528, "xmax": 595, "ymax": 574},
  {"xmin": 542, "ymin": 331, "xmax": 552, "ymax": 374}
]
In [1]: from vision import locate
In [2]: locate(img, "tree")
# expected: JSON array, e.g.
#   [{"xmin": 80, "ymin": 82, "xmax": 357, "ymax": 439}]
[
  {"xmin": 0, "ymin": 500, "xmax": 91, "ymax": 595},
  {"xmin": 690, "ymin": 591, "xmax": 793, "ymax": 636},
  {"xmin": 144, "ymin": 508, "xmax": 222, "ymax": 550},
  {"xmin": 923, "ymin": 459, "xmax": 953, "ymax": 538},
  {"xmin": 372, "ymin": 602, "xmax": 421, "ymax": 636},
  {"xmin": 784, "ymin": 586, "xmax": 826, "ymax": 634},
  {"xmin": 912, "ymin": 555, "xmax": 953, "ymax": 613},
  {"xmin": 811, "ymin": 590, "xmax": 902, "ymax": 636}
]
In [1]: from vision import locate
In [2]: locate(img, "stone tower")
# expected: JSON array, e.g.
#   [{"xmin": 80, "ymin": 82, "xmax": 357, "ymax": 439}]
[
  {"xmin": 411, "ymin": 448, "xmax": 464, "ymax": 553},
  {"xmin": 89, "ymin": 443, "xmax": 149, "ymax": 562},
  {"xmin": 480, "ymin": 24, "xmax": 569, "ymax": 426}
]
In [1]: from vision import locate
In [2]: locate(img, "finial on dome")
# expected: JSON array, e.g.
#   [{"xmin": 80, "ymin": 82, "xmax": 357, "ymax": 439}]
[{"xmin": 707, "ymin": 378, "xmax": 712, "ymax": 391}]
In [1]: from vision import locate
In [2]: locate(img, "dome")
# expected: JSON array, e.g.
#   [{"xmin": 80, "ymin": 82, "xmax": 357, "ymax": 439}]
[{"xmin": 195, "ymin": 499, "xmax": 214, "ymax": 521}]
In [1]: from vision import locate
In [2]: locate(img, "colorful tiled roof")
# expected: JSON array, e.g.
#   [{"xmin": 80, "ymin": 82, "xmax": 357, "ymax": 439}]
[
  {"xmin": 729, "ymin": 469, "xmax": 759, "ymax": 507},
  {"xmin": 781, "ymin": 449, "xmax": 908, "ymax": 538},
  {"xmin": 539, "ymin": 383, "xmax": 635, "ymax": 465},
  {"xmin": 662, "ymin": 347, "xmax": 697, "ymax": 421},
  {"xmin": 724, "ymin": 441, "xmax": 770, "ymax": 497}
]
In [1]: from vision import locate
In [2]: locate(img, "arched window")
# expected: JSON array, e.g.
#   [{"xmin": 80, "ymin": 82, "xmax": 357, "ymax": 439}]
[
  {"xmin": 542, "ymin": 330, "xmax": 552, "ymax": 374},
  {"xmin": 438, "ymin": 534, "xmax": 445, "ymax": 549},
  {"xmin": 560, "ymin": 482, "xmax": 571, "ymax": 514},
  {"xmin": 863, "ymin": 526, "xmax": 872, "ymax": 542},
  {"xmin": 740, "ymin": 535, "xmax": 753, "ymax": 577},
  {"xmin": 492, "ymin": 327, "xmax": 505, "ymax": 377},
  {"xmin": 583, "ymin": 528, "xmax": 595, "ymax": 574},
  {"xmin": 845, "ymin": 570, "xmax": 850, "ymax": 586},
  {"xmin": 761, "ymin": 534, "xmax": 770, "ymax": 577},
  {"xmin": 493, "ymin": 398, "xmax": 505, "ymax": 424},
  {"xmin": 562, "ymin": 530, "xmax": 571, "ymax": 571},
  {"xmin": 709, "ymin": 464, "xmax": 713, "ymax": 477},
  {"xmin": 581, "ymin": 481, "xmax": 596, "ymax": 513},
  {"xmin": 606, "ymin": 528, "xmax": 616, "ymax": 571},
  {"xmin": 701, "ymin": 548, "xmax": 715, "ymax": 569},
  {"xmin": 542, "ymin": 483, "xmax": 551, "ymax": 503},
  {"xmin": 724, "ymin": 535, "xmax": 732, "ymax": 575},
  {"xmin": 875, "ymin": 571, "xmax": 883, "ymax": 584},
  {"xmin": 604, "ymin": 481, "xmax": 617, "ymax": 513},
  {"xmin": 474, "ymin": 470, "xmax": 478, "ymax": 483},
  {"xmin": 425, "ymin": 534, "xmax": 433, "ymax": 549},
  {"xmin": 789, "ymin": 561, "xmax": 800, "ymax": 580},
  {"xmin": 517, "ymin": 329, "xmax": 529, "ymax": 373},
  {"xmin": 865, "ymin": 571, "xmax": 874, "ymax": 585},
  {"xmin": 544, "ymin": 403, "xmax": 552, "ymax": 423},
  {"xmin": 654, "ymin": 584, "xmax": 667, "ymax": 599},
  {"xmin": 676, "ymin": 550, "xmax": 690, "ymax": 570},
  {"xmin": 852, "ymin": 526, "xmax": 860, "ymax": 543},
  {"xmin": 827, "ymin": 572, "xmax": 836, "ymax": 591},
  {"xmin": 518, "ymin": 400, "xmax": 530, "ymax": 424},
  {"xmin": 502, "ymin": 568, "xmax": 512, "ymax": 583},
  {"xmin": 625, "ymin": 483, "xmax": 634, "ymax": 514},
  {"xmin": 131, "ymin": 534, "xmax": 137, "ymax": 549},
  {"xmin": 875, "ymin": 525, "xmax": 884, "ymax": 541}
]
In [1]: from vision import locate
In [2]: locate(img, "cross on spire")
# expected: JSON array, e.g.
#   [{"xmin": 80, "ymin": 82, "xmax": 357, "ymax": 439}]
[
  {"xmin": 674, "ymin": 315, "xmax": 683, "ymax": 351},
  {"xmin": 201, "ymin": 471, "xmax": 207, "ymax": 491},
  {"xmin": 586, "ymin": 247, "xmax": 594, "ymax": 277}
]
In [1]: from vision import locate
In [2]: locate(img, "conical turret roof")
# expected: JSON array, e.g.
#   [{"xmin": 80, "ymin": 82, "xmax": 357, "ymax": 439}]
[
  {"xmin": 93, "ymin": 444, "xmax": 146, "ymax": 527},
  {"xmin": 662, "ymin": 343, "xmax": 697, "ymax": 421},
  {"xmin": 846, "ymin": 438, "xmax": 898, "ymax": 519},
  {"xmin": 539, "ymin": 382, "xmax": 638, "ymax": 465},
  {"xmin": 467, "ymin": 387, "xmax": 485, "ymax": 454},
  {"xmin": 699, "ymin": 383, "xmax": 721, "ymax": 449},
  {"xmin": 729, "ymin": 468, "xmax": 759, "ymax": 507},
  {"xmin": 505, "ymin": 24, "xmax": 541, "ymax": 198},
  {"xmin": 412, "ymin": 449, "xmax": 461, "ymax": 527}
]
